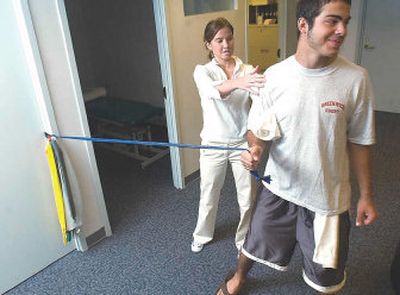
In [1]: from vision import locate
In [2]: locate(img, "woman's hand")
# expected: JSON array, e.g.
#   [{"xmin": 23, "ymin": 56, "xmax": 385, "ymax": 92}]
[
  {"xmin": 238, "ymin": 65, "xmax": 266, "ymax": 94},
  {"xmin": 217, "ymin": 65, "xmax": 266, "ymax": 98}
]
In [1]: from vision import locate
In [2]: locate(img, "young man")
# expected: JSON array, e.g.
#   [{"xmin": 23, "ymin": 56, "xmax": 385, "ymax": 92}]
[{"xmin": 216, "ymin": 0, "xmax": 378, "ymax": 294}]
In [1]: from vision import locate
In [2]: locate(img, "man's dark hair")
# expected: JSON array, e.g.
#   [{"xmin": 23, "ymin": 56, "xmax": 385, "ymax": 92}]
[{"xmin": 296, "ymin": 0, "xmax": 351, "ymax": 33}]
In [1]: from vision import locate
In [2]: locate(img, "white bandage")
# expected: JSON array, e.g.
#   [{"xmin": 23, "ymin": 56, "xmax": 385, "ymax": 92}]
[{"xmin": 313, "ymin": 214, "xmax": 340, "ymax": 269}]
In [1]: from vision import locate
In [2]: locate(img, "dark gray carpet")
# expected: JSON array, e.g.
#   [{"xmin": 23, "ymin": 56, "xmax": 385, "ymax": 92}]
[{"xmin": 6, "ymin": 111, "xmax": 399, "ymax": 295}]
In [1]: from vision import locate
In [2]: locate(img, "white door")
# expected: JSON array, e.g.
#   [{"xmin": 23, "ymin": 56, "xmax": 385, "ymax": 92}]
[
  {"xmin": 0, "ymin": 1, "xmax": 74, "ymax": 293},
  {"xmin": 360, "ymin": 0, "xmax": 400, "ymax": 113}
]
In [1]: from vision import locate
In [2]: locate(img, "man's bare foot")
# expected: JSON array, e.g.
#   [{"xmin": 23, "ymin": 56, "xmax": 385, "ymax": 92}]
[{"xmin": 215, "ymin": 273, "xmax": 245, "ymax": 295}]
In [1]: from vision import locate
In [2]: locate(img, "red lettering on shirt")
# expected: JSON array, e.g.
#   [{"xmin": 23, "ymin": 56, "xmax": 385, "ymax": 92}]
[{"xmin": 321, "ymin": 100, "xmax": 345, "ymax": 114}]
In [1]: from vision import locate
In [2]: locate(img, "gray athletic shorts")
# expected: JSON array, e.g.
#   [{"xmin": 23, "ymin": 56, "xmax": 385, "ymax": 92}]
[{"xmin": 242, "ymin": 187, "xmax": 350, "ymax": 294}]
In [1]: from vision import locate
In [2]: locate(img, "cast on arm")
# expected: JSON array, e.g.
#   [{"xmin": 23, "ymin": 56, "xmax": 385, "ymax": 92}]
[{"xmin": 348, "ymin": 142, "xmax": 378, "ymax": 226}]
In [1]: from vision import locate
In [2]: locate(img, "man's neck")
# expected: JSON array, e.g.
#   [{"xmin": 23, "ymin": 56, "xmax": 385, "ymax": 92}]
[
  {"xmin": 295, "ymin": 44, "xmax": 337, "ymax": 69},
  {"xmin": 295, "ymin": 52, "xmax": 337, "ymax": 69}
]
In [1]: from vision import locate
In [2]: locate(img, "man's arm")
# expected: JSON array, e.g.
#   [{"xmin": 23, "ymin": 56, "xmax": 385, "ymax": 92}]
[
  {"xmin": 240, "ymin": 130, "xmax": 267, "ymax": 170},
  {"xmin": 348, "ymin": 142, "xmax": 378, "ymax": 226}
]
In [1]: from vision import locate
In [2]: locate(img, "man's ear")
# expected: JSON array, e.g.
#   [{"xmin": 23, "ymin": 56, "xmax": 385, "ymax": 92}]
[{"xmin": 297, "ymin": 17, "xmax": 309, "ymax": 35}]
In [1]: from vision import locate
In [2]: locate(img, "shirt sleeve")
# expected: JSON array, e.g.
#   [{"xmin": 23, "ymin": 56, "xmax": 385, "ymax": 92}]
[
  {"xmin": 248, "ymin": 90, "xmax": 281, "ymax": 141},
  {"xmin": 347, "ymin": 71, "xmax": 376, "ymax": 145},
  {"xmin": 193, "ymin": 65, "xmax": 223, "ymax": 100}
]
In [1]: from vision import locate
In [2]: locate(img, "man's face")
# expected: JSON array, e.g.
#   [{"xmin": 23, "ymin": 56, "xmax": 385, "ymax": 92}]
[{"xmin": 305, "ymin": 1, "xmax": 351, "ymax": 58}]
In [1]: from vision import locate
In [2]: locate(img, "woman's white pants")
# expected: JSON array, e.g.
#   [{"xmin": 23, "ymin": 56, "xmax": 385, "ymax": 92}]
[{"xmin": 192, "ymin": 141, "xmax": 255, "ymax": 250}]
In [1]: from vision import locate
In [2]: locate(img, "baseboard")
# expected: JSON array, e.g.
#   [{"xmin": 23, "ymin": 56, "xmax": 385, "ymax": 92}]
[
  {"xmin": 85, "ymin": 227, "xmax": 107, "ymax": 248},
  {"xmin": 184, "ymin": 169, "xmax": 200, "ymax": 186}
]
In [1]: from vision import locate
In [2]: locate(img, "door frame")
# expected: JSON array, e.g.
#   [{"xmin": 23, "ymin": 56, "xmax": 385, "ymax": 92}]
[
  {"xmin": 15, "ymin": 0, "xmax": 90, "ymax": 251},
  {"xmin": 277, "ymin": 0, "xmax": 288, "ymax": 60},
  {"xmin": 22, "ymin": 0, "xmax": 112, "ymax": 251},
  {"xmin": 152, "ymin": 0, "xmax": 184, "ymax": 189},
  {"xmin": 26, "ymin": 0, "xmax": 184, "ymax": 199},
  {"xmin": 354, "ymin": 0, "xmax": 367, "ymax": 64}
]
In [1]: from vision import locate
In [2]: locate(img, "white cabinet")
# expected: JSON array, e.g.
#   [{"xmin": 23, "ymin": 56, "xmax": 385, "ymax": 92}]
[{"xmin": 248, "ymin": 25, "xmax": 279, "ymax": 71}]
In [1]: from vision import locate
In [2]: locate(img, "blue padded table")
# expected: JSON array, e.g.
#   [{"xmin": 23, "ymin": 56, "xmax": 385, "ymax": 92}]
[
  {"xmin": 85, "ymin": 96, "xmax": 169, "ymax": 168},
  {"xmin": 85, "ymin": 97, "xmax": 164, "ymax": 126}
]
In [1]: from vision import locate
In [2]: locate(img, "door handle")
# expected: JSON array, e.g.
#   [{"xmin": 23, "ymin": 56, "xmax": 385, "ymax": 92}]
[{"xmin": 364, "ymin": 44, "xmax": 376, "ymax": 50}]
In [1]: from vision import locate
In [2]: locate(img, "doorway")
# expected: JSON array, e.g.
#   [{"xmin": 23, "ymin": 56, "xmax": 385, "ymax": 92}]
[{"xmin": 63, "ymin": 0, "xmax": 171, "ymax": 225}]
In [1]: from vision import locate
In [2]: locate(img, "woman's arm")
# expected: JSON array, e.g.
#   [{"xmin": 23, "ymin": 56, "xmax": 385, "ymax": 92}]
[
  {"xmin": 216, "ymin": 66, "xmax": 265, "ymax": 98},
  {"xmin": 194, "ymin": 64, "xmax": 265, "ymax": 101}
]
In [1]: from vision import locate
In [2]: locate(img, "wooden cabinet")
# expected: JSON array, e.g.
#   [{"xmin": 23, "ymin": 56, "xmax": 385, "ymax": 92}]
[
  {"xmin": 249, "ymin": 0, "xmax": 268, "ymax": 5},
  {"xmin": 248, "ymin": 25, "xmax": 279, "ymax": 71}
]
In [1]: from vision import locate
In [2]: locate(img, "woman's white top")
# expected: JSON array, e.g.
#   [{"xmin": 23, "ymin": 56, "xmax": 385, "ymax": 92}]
[{"xmin": 193, "ymin": 56, "xmax": 254, "ymax": 143}]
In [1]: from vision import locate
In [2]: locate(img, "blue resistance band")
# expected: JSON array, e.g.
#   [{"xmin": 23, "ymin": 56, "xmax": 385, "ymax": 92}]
[{"xmin": 46, "ymin": 133, "xmax": 271, "ymax": 184}]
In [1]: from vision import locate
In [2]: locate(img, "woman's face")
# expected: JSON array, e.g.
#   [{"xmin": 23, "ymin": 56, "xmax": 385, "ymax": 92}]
[{"xmin": 206, "ymin": 27, "xmax": 234, "ymax": 62}]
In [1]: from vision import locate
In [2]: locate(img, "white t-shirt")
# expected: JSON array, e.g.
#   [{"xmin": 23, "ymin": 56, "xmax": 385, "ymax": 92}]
[
  {"xmin": 193, "ymin": 57, "xmax": 254, "ymax": 143},
  {"xmin": 249, "ymin": 55, "xmax": 376, "ymax": 215}
]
